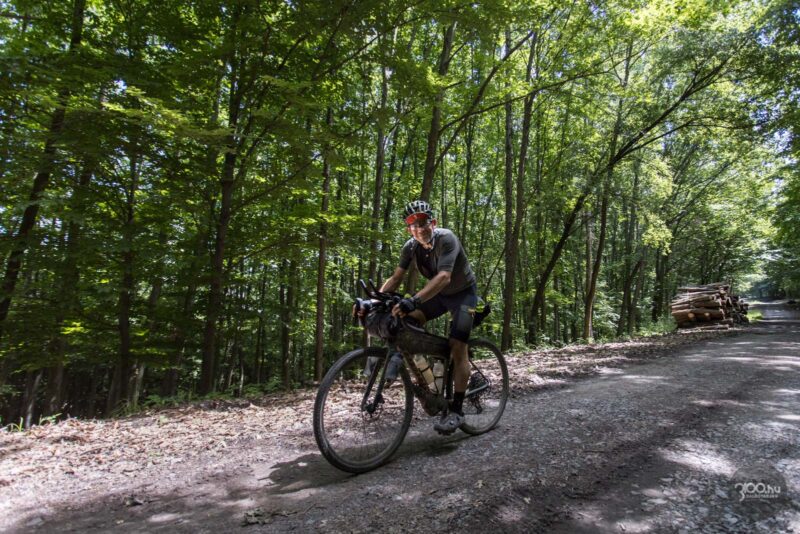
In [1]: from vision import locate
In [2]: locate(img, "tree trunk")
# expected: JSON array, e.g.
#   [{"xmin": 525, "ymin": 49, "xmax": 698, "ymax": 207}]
[
  {"xmin": 527, "ymin": 190, "xmax": 589, "ymax": 343},
  {"xmin": 616, "ymin": 159, "xmax": 640, "ymax": 335},
  {"xmin": 553, "ymin": 275, "xmax": 560, "ymax": 343},
  {"xmin": 368, "ymin": 62, "xmax": 389, "ymax": 283},
  {"xmin": 460, "ymin": 117, "xmax": 476, "ymax": 247},
  {"xmin": 200, "ymin": 150, "xmax": 236, "ymax": 395},
  {"xmin": 108, "ymin": 149, "xmax": 139, "ymax": 415},
  {"xmin": 502, "ymin": 35, "xmax": 536, "ymax": 351},
  {"xmin": 0, "ymin": 0, "xmax": 86, "ymax": 346},
  {"xmin": 130, "ymin": 260, "xmax": 164, "ymax": 409},
  {"xmin": 420, "ymin": 22, "xmax": 456, "ymax": 201},
  {"xmin": 280, "ymin": 260, "xmax": 297, "ymax": 390},
  {"xmin": 583, "ymin": 182, "xmax": 609, "ymax": 341},
  {"xmin": 163, "ymin": 87, "xmax": 221, "ymax": 397},
  {"xmin": 199, "ymin": 10, "xmax": 244, "ymax": 395},
  {"xmin": 501, "ymin": 30, "xmax": 515, "ymax": 351},
  {"xmin": 630, "ymin": 256, "xmax": 646, "ymax": 334},
  {"xmin": 22, "ymin": 369, "xmax": 43, "ymax": 428},
  {"xmin": 405, "ymin": 22, "xmax": 456, "ymax": 294},
  {"xmin": 652, "ymin": 250, "xmax": 670, "ymax": 321},
  {"xmin": 162, "ymin": 235, "xmax": 203, "ymax": 397},
  {"xmin": 583, "ymin": 41, "xmax": 631, "ymax": 341},
  {"xmin": 44, "ymin": 364, "xmax": 65, "ymax": 417},
  {"xmin": 381, "ymin": 111, "xmax": 412, "ymax": 272},
  {"xmin": 47, "ymin": 159, "xmax": 93, "ymax": 411},
  {"xmin": 315, "ymin": 108, "xmax": 333, "ymax": 381}
]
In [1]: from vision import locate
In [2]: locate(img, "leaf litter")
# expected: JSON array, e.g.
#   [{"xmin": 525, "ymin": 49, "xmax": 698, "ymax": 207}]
[{"xmin": 0, "ymin": 327, "xmax": 742, "ymax": 530}]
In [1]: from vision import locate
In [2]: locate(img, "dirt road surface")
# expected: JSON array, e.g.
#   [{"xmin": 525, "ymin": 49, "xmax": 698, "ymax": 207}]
[{"xmin": 3, "ymin": 303, "xmax": 799, "ymax": 533}]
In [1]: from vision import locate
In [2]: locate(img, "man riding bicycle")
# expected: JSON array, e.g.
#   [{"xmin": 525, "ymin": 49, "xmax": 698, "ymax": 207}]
[{"xmin": 378, "ymin": 200, "xmax": 478, "ymax": 435}]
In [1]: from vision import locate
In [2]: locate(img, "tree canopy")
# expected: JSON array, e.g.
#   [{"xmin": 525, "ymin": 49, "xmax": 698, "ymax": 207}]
[{"xmin": 0, "ymin": 0, "xmax": 796, "ymax": 426}]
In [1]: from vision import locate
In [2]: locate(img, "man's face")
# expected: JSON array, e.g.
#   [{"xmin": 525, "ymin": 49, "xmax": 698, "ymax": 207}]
[{"xmin": 407, "ymin": 216, "xmax": 435, "ymax": 245}]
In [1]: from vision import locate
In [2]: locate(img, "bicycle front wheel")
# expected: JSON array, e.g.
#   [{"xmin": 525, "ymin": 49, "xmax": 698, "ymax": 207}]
[
  {"xmin": 460, "ymin": 339, "xmax": 509, "ymax": 435},
  {"xmin": 313, "ymin": 347, "xmax": 414, "ymax": 473}
]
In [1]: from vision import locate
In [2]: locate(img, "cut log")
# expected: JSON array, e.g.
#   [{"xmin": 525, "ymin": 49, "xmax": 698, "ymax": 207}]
[
  {"xmin": 689, "ymin": 308, "xmax": 725, "ymax": 320},
  {"xmin": 670, "ymin": 281, "xmax": 742, "ymax": 331}
]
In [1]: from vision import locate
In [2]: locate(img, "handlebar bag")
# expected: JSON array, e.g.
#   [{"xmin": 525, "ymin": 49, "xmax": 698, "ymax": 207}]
[{"xmin": 365, "ymin": 309, "xmax": 398, "ymax": 339}]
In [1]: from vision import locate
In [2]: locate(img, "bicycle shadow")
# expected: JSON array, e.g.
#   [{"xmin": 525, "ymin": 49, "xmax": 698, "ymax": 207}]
[
  {"xmin": 396, "ymin": 426, "xmax": 472, "ymax": 458},
  {"xmin": 260, "ymin": 426, "xmax": 472, "ymax": 495}
]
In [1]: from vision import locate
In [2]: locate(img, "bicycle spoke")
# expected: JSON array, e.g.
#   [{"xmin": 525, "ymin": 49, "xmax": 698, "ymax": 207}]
[
  {"xmin": 460, "ymin": 339, "xmax": 509, "ymax": 435},
  {"xmin": 314, "ymin": 349, "xmax": 413, "ymax": 472}
]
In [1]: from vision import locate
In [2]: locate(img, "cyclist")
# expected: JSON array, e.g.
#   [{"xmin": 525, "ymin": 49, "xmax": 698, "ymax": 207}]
[{"xmin": 379, "ymin": 200, "xmax": 478, "ymax": 435}]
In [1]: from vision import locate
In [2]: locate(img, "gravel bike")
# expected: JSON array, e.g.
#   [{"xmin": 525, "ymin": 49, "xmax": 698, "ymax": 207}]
[{"xmin": 313, "ymin": 280, "xmax": 509, "ymax": 473}]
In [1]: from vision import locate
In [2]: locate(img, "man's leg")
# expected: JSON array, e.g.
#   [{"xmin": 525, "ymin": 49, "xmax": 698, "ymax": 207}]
[
  {"xmin": 450, "ymin": 338, "xmax": 469, "ymax": 401},
  {"xmin": 448, "ymin": 338, "xmax": 470, "ymax": 421},
  {"xmin": 434, "ymin": 302, "xmax": 475, "ymax": 435},
  {"xmin": 406, "ymin": 309, "xmax": 427, "ymax": 325}
]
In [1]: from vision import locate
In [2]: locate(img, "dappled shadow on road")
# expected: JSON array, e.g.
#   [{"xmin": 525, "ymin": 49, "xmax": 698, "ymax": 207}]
[
  {"xmin": 467, "ymin": 311, "xmax": 800, "ymax": 533},
  {"xmin": 10, "ymin": 305, "xmax": 799, "ymax": 533},
  {"xmin": 11, "ymin": 415, "xmax": 473, "ymax": 532}
]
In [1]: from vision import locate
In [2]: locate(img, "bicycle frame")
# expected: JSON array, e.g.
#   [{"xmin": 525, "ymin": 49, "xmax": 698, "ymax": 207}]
[
  {"xmin": 314, "ymin": 280, "xmax": 507, "ymax": 473},
  {"xmin": 364, "ymin": 318, "xmax": 492, "ymax": 418},
  {"xmin": 356, "ymin": 279, "xmax": 490, "ymax": 418}
]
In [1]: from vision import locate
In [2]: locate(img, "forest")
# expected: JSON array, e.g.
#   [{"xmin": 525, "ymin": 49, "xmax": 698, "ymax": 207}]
[{"xmin": 0, "ymin": 0, "xmax": 798, "ymax": 427}]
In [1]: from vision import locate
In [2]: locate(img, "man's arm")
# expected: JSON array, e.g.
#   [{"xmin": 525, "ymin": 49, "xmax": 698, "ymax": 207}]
[
  {"xmin": 391, "ymin": 270, "xmax": 451, "ymax": 317},
  {"xmin": 415, "ymin": 271, "xmax": 451, "ymax": 302},
  {"xmin": 380, "ymin": 267, "xmax": 406, "ymax": 293}
]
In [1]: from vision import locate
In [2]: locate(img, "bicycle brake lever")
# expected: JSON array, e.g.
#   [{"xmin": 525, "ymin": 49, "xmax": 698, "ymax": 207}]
[
  {"xmin": 358, "ymin": 280, "xmax": 372, "ymax": 298},
  {"xmin": 368, "ymin": 279, "xmax": 382, "ymax": 298}
]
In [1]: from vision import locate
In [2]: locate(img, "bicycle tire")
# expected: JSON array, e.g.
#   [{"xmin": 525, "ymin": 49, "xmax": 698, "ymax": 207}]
[
  {"xmin": 459, "ymin": 338, "xmax": 509, "ymax": 435},
  {"xmin": 313, "ymin": 346, "xmax": 414, "ymax": 473}
]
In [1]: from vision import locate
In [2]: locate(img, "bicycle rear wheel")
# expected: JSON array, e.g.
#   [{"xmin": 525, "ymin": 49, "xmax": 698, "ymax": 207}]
[
  {"xmin": 313, "ymin": 347, "xmax": 414, "ymax": 473},
  {"xmin": 460, "ymin": 339, "xmax": 509, "ymax": 435}
]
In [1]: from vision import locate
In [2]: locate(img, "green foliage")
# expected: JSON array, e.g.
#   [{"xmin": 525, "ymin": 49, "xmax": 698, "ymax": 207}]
[
  {"xmin": 0, "ymin": 0, "xmax": 791, "ymax": 422},
  {"xmin": 38, "ymin": 413, "xmax": 61, "ymax": 426},
  {"xmin": 638, "ymin": 316, "xmax": 678, "ymax": 336},
  {"xmin": 2, "ymin": 418, "xmax": 25, "ymax": 433},
  {"xmin": 143, "ymin": 393, "xmax": 193, "ymax": 409}
]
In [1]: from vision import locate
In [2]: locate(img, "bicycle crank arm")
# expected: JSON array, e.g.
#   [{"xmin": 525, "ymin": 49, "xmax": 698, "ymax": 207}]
[{"xmin": 465, "ymin": 383, "xmax": 489, "ymax": 397}]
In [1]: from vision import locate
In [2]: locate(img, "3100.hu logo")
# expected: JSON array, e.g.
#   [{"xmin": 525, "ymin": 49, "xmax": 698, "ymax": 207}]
[{"xmin": 731, "ymin": 464, "xmax": 786, "ymax": 503}]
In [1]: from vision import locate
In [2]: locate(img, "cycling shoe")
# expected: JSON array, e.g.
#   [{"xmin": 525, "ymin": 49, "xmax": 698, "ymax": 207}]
[{"xmin": 433, "ymin": 411, "xmax": 464, "ymax": 435}]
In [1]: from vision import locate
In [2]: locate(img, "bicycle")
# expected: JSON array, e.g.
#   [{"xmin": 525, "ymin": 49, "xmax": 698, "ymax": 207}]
[{"xmin": 313, "ymin": 280, "xmax": 509, "ymax": 473}]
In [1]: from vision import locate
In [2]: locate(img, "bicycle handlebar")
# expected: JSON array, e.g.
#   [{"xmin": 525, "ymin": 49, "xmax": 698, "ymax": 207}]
[
  {"xmin": 355, "ymin": 279, "xmax": 421, "ymax": 332},
  {"xmin": 358, "ymin": 279, "xmax": 403, "ymax": 303}
]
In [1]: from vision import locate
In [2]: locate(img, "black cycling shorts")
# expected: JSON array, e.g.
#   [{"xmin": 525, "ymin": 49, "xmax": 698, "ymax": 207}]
[{"xmin": 418, "ymin": 284, "xmax": 478, "ymax": 343}]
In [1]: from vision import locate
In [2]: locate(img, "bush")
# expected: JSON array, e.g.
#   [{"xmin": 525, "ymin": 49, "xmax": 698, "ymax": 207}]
[{"xmin": 638, "ymin": 315, "xmax": 677, "ymax": 336}]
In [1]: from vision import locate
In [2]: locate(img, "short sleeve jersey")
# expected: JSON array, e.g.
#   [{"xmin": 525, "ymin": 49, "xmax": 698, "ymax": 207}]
[{"xmin": 398, "ymin": 228, "xmax": 476, "ymax": 295}]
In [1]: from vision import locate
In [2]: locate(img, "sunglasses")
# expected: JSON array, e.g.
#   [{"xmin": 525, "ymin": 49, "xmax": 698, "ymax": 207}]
[{"xmin": 407, "ymin": 219, "xmax": 431, "ymax": 230}]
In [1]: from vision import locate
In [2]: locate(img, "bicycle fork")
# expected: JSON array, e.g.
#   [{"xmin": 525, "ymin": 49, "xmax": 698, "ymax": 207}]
[{"xmin": 361, "ymin": 353, "xmax": 391, "ymax": 414}]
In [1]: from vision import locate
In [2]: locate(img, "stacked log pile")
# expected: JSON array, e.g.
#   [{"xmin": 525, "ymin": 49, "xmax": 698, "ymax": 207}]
[{"xmin": 670, "ymin": 282, "xmax": 749, "ymax": 330}]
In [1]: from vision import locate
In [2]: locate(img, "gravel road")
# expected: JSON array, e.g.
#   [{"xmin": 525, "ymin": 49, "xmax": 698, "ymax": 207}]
[{"xmin": 6, "ymin": 303, "xmax": 800, "ymax": 533}]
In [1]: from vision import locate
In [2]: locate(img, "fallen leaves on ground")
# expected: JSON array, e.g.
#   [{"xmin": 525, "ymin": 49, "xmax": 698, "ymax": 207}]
[{"xmin": 0, "ymin": 327, "xmax": 741, "ymax": 515}]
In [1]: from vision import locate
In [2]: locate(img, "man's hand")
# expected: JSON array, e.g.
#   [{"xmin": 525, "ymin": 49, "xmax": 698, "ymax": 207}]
[
  {"xmin": 393, "ymin": 296, "xmax": 418, "ymax": 317},
  {"xmin": 353, "ymin": 299, "xmax": 374, "ymax": 319}
]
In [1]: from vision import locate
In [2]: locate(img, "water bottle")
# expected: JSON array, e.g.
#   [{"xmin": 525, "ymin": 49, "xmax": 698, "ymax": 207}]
[
  {"xmin": 432, "ymin": 361, "xmax": 444, "ymax": 393},
  {"xmin": 413, "ymin": 355, "xmax": 434, "ymax": 386}
]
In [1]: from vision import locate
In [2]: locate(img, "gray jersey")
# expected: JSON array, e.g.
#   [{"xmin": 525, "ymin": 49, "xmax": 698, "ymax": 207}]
[{"xmin": 399, "ymin": 228, "xmax": 476, "ymax": 295}]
